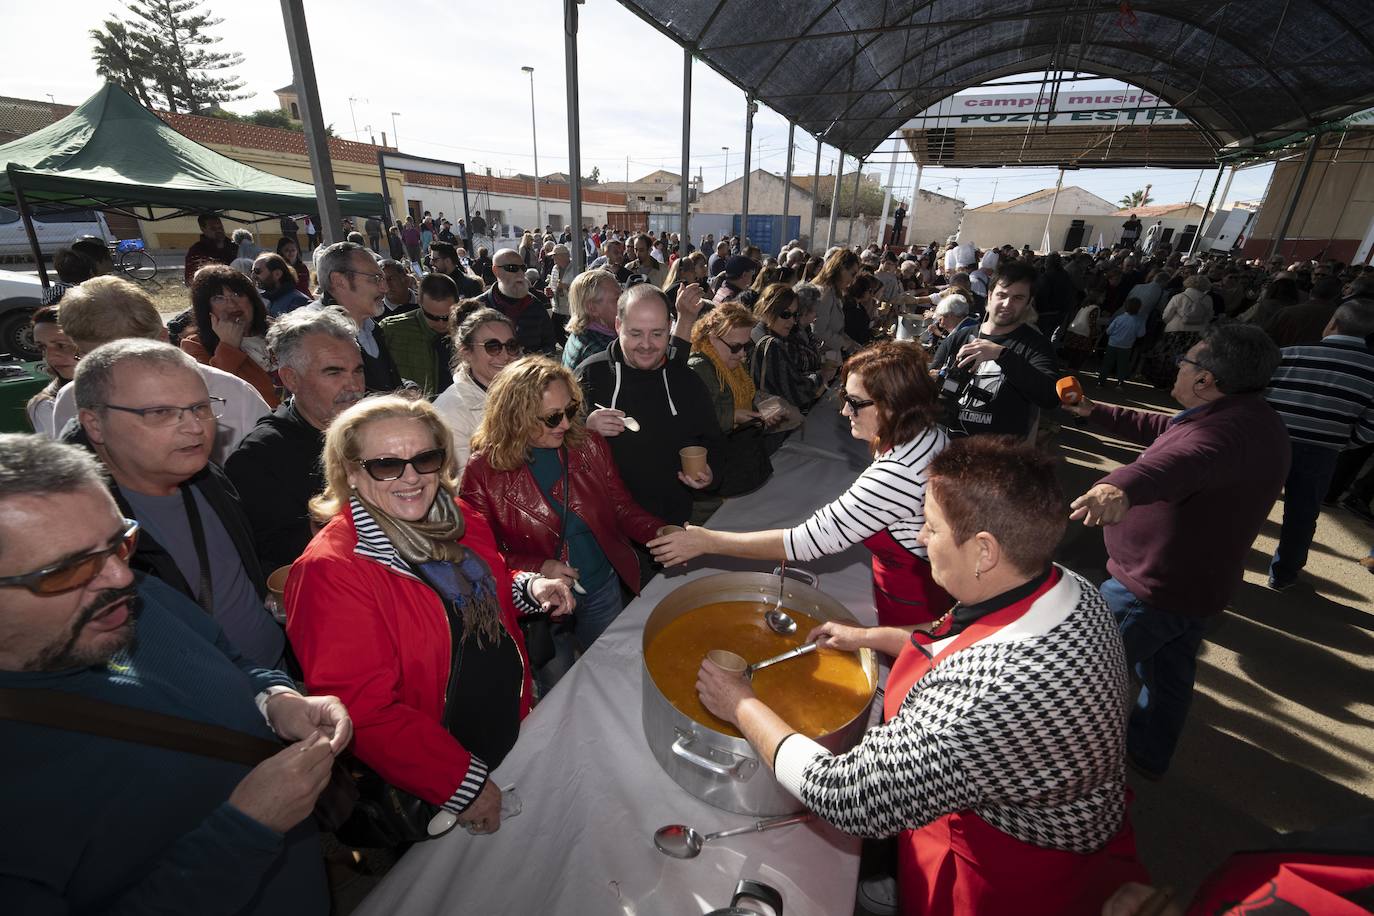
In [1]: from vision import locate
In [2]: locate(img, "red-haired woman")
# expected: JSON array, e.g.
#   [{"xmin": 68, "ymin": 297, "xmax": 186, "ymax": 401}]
[{"xmin": 652, "ymin": 340, "xmax": 951, "ymax": 625}]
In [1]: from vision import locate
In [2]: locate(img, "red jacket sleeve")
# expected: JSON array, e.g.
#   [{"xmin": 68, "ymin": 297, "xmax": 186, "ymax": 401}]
[{"xmin": 459, "ymin": 456, "xmax": 550, "ymax": 575}]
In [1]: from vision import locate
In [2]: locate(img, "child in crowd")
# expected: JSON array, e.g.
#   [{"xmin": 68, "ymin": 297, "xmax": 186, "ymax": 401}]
[{"xmin": 1099, "ymin": 297, "xmax": 1145, "ymax": 387}]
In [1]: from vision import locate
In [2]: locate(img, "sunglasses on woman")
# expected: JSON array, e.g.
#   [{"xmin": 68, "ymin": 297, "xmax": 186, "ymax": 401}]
[
  {"xmin": 356, "ymin": 448, "xmax": 447, "ymax": 481},
  {"xmin": 0, "ymin": 520, "xmax": 139, "ymax": 595},
  {"xmin": 840, "ymin": 393, "xmax": 875, "ymax": 413},
  {"xmin": 716, "ymin": 337, "xmax": 750, "ymax": 355},
  {"xmin": 541, "ymin": 404, "xmax": 580, "ymax": 428},
  {"xmin": 777, "ymin": 310, "xmax": 796, "ymax": 320},
  {"xmin": 479, "ymin": 338, "xmax": 522, "ymax": 356}
]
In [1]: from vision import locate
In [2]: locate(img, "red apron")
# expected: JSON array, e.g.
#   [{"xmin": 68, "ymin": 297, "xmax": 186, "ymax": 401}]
[
  {"xmin": 862, "ymin": 528, "xmax": 950, "ymax": 626},
  {"xmin": 883, "ymin": 569, "xmax": 1147, "ymax": 915}
]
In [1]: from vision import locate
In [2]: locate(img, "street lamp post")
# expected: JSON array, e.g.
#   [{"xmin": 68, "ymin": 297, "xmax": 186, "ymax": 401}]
[
  {"xmin": 522, "ymin": 66, "xmax": 541, "ymax": 233},
  {"xmin": 721, "ymin": 146, "xmax": 729, "ymax": 188},
  {"xmin": 390, "ymin": 111, "xmax": 400, "ymax": 149}
]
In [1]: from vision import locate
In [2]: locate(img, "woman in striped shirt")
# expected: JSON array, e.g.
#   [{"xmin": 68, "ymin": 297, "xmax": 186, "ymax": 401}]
[{"xmin": 651, "ymin": 340, "xmax": 950, "ymax": 625}]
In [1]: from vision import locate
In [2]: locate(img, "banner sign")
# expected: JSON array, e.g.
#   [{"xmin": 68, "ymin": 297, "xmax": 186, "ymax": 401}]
[{"xmin": 904, "ymin": 91, "xmax": 1191, "ymax": 130}]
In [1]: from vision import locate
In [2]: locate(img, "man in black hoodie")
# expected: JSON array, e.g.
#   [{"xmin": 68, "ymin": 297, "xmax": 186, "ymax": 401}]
[
  {"xmin": 225, "ymin": 308, "xmax": 365, "ymax": 572},
  {"xmin": 576, "ymin": 285, "xmax": 721, "ymax": 526}
]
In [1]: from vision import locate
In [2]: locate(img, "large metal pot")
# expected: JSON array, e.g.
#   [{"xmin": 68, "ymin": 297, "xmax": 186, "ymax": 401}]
[{"xmin": 641, "ymin": 570, "xmax": 877, "ymax": 816}]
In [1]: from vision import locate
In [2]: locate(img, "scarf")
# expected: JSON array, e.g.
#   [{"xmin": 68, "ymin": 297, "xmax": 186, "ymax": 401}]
[
  {"xmin": 696, "ymin": 342, "xmax": 756, "ymax": 410},
  {"xmin": 356, "ymin": 492, "xmax": 503, "ymax": 646}
]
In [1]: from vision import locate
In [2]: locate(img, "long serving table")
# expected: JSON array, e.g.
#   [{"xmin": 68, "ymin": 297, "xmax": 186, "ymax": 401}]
[{"xmin": 354, "ymin": 397, "xmax": 881, "ymax": 916}]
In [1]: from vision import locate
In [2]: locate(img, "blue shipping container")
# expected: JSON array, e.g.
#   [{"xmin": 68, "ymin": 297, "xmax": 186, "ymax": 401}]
[{"xmin": 731, "ymin": 215, "xmax": 802, "ymax": 256}]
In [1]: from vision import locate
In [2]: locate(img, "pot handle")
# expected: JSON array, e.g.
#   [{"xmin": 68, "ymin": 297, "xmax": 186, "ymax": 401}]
[
  {"xmin": 771, "ymin": 565, "xmax": 819, "ymax": 588},
  {"xmin": 732, "ymin": 879, "xmax": 783, "ymax": 915},
  {"xmin": 671, "ymin": 732, "xmax": 756, "ymax": 780}
]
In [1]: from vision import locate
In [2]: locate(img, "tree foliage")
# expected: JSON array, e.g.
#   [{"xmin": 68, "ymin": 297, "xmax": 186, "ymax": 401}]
[
  {"xmin": 89, "ymin": 0, "xmax": 250, "ymax": 113},
  {"xmin": 584, "ymin": 166, "xmax": 601, "ymax": 184},
  {"xmin": 204, "ymin": 107, "xmax": 337, "ymax": 138},
  {"xmin": 812, "ymin": 171, "xmax": 905, "ymax": 219},
  {"xmin": 1118, "ymin": 189, "xmax": 1155, "ymax": 209}
]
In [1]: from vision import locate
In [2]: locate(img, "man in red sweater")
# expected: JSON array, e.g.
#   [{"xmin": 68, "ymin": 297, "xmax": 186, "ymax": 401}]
[{"xmin": 1064, "ymin": 325, "xmax": 1290, "ymax": 778}]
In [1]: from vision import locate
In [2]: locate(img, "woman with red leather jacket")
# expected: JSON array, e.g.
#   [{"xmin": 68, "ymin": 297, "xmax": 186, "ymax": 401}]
[{"xmin": 460, "ymin": 356, "xmax": 667, "ymax": 688}]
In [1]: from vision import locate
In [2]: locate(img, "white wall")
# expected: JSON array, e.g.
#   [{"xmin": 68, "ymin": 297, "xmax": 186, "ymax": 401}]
[{"xmin": 401, "ymin": 183, "xmax": 614, "ymax": 236}]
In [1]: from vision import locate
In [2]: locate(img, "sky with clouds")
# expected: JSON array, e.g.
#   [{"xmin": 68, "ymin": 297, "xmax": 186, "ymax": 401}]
[{"xmin": 7, "ymin": 0, "xmax": 1275, "ymax": 212}]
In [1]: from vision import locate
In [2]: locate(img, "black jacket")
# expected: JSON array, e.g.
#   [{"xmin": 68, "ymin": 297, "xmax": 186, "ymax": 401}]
[
  {"xmin": 223, "ymin": 401, "xmax": 325, "ymax": 572},
  {"xmin": 574, "ymin": 339, "xmax": 724, "ymax": 525},
  {"xmin": 478, "ymin": 286, "xmax": 559, "ymax": 356}
]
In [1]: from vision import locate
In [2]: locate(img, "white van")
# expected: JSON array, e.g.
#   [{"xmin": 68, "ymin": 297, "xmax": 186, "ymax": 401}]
[{"xmin": 0, "ymin": 205, "xmax": 113, "ymax": 260}]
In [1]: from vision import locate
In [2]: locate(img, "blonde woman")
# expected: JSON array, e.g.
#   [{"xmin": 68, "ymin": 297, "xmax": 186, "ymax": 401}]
[
  {"xmin": 460, "ymin": 356, "xmax": 666, "ymax": 686},
  {"xmin": 286, "ymin": 394, "xmax": 571, "ymax": 841},
  {"xmin": 688, "ymin": 302, "xmax": 778, "ymax": 495},
  {"xmin": 560, "ymin": 268, "xmax": 620, "ymax": 371}
]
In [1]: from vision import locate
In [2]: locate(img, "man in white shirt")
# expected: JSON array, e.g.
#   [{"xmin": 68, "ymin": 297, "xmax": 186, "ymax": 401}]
[{"xmin": 50, "ymin": 276, "xmax": 269, "ymax": 463}]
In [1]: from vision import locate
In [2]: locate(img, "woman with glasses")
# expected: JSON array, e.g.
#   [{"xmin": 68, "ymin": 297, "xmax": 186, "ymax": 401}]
[
  {"xmin": 286, "ymin": 394, "xmax": 572, "ymax": 841},
  {"xmin": 433, "ymin": 302, "xmax": 522, "ymax": 477},
  {"xmin": 26, "ymin": 306, "xmax": 79, "ymax": 436},
  {"xmin": 460, "ymin": 356, "xmax": 667, "ymax": 689},
  {"xmin": 653, "ymin": 341, "xmax": 951, "ymax": 626},
  {"xmin": 749, "ymin": 283, "xmax": 823, "ymax": 414},
  {"xmin": 688, "ymin": 302, "xmax": 778, "ymax": 495},
  {"xmin": 182, "ymin": 264, "xmax": 278, "ymax": 407}
]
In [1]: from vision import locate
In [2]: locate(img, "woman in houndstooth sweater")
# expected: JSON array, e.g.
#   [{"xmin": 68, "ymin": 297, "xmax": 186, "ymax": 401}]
[{"xmin": 697, "ymin": 436, "xmax": 1147, "ymax": 916}]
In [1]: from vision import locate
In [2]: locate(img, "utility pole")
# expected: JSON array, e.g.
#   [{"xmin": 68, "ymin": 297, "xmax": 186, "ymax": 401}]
[
  {"xmin": 521, "ymin": 66, "xmax": 541, "ymax": 231},
  {"xmin": 281, "ymin": 0, "xmax": 342, "ymax": 245}
]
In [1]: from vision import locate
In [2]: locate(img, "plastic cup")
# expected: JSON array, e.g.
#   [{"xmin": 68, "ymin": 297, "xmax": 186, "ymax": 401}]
[
  {"xmin": 679, "ymin": 446, "xmax": 707, "ymax": 477},
  {"xmin": 656, "ymin": 525, "xmax": 685, "ymax": 538},
  {"xmin": 265, "ymin": 565, "xmax": 292, "ymax": 624}
]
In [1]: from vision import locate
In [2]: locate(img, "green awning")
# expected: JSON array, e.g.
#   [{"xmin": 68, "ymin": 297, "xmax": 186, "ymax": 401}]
[{"xmin": 0, "ymin": 83, "xmax": 382, "ymax": 219}]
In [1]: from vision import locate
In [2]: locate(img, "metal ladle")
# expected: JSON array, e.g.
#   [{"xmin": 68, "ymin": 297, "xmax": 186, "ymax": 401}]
[
  {"xmin": 653, "ymin": 813, "xmax": 813, "ymax": 859},
  {"xmin": 745, "ymin": 641, "xmax": 819, "ymax": 677},
  {"xmin": 763, "ymin": 558, "xmax": 797, "ymax": 635}
]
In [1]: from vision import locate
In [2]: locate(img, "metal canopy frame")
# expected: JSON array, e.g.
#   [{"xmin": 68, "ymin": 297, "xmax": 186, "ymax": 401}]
[{"xmin": 608, "ymin": 0, "xmax": 1374, "ymax": 163}]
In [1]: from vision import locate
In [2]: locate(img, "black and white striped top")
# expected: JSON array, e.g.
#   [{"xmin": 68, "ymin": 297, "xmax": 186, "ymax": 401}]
[
  {"xmin": 1265, "ymin": 335, "xmax": 1374, "ymax": 449},
  {"xmin": 774, "ymin": 569, "xmax": 1130, "ymax": 852},
  {"xmin": 784, "ymin": 427, "xmax": 948, "ymax": 563}
]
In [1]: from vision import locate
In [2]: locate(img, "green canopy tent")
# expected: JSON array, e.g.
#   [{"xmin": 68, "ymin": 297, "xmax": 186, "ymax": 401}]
[{"xmin": 0, "ymin": 83, "xmax": 383, "ymax": 286}]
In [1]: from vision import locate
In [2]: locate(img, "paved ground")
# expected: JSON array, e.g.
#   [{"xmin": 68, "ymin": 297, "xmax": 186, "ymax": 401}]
[{"xmin": 1052, "ymin": 375, "xmax": 1374, "ymax": 902}]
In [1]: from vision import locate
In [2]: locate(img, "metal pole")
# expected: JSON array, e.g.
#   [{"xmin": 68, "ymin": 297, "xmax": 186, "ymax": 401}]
[
  {"xmin": 8, "ymin": 171, "xmax": 49, "ymax": 289},
  {"xmin": 1041, "ymin": 167, "xmax": 1064, "ymax": 253},
  {"xmin": 1188, "ymin": 163, "xmax": 1226, "ymax": 257},
  {"xmin": 459, "ymin": 165, "xmax": 472, "ymax": 247},
  {"xmin": 390, "ymin": 112, "xmax": 400, "ymax": 149},
  {"xmin": 781, "ymin": 121, "xmax": 795, "ymax": 239},
  {"xmin": 879, "ymin": 137, "xmax": 897, "ymax": 247},
  {"xmin": 847, "ymin": 162, "xmax": 862, "ymax": 246},
  {"xmin": 522, "ymin": 67, "xmax": 541, "ymax": 232},
  {"xmin": 741, "ymin": 98, "xmax": 755, "ymax": 249},
  {"xmin": 563, "ymin": 0, "xmax": 584, "ymax": 273},
  {"xmin": 680, "ymin": 49, "xmax": 692, "ymax": 250},
  {"xmin": 908, "ymin": 163, "xmax": 924, "ymax": 248},
  {"xmin": 281, "ymin": 0, "xmax": 342, "ymax": 245},
  {"xmin": 375, "ymin": 151, "xmax": 393, "ymax": 229},
  {"xmin": 826, "ymin": 154, "xmax": 842, "ymax": 249},
  {"xmin": 808, "ymin": 139, "xmax": 822, "ymax": 250},
  {"xmin": 1269, "ymin": 134, "xmax": 1321, "ymax": 262}
]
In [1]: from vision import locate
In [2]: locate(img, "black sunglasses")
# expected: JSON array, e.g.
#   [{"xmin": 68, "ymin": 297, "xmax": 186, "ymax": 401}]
[
  {"xmin": 541, "ymin": 404, "xmax": 580, "ymax": 428},
  {"xmin": 777, "ymin": 309, "xmax": 796, "ymax": 320},
  {"xmin": 716, "ymin": 337, "xmax": 750, "ymax": 355},
  {"xmin": 422, "ymin": 309, "xmax": 450, "ymax": 322},
  {"xmin": 0, "ymin": 520, "xmax": 139, "ymax": 595},
  {"xmin": 356, "ymin": 448, "xmax": 446, "ymax": 481},
  {"xmin": 496, "ymin": 263, "xmax": 525, "ymax": 273},
  {"xmin": 840, "ymin": 393, "xmax": 876, "ymax": 413},
  {"xmin": 478, "ymin": 338, "xmax": 522, "ymax": 356}
]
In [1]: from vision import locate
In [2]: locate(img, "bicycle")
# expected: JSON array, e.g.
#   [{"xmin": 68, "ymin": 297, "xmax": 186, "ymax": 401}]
[{"xmin": 109, "ymin": 238, "xmax": 158, "ymax": 282}]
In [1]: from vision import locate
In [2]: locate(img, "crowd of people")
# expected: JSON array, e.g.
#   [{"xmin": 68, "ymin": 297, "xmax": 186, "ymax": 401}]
[{"xmin": 5, "ymin": 210, "xmax": 1373, "ymax": 915}]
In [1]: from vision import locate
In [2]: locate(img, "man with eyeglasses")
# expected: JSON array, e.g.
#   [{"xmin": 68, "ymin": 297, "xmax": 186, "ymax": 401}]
[
  {"xmin": 314, "ymin": 241, "xmax": 403, "ymax": 393},
  {"xmin": 72, "ymin": 339, "xmax": 287, "ymax": 670},
  {"xmin": 1063, "ymin": 324, "xmax": 1290, "ymax": 779},
  {"xmin": 226, "ymin": 308, "xmax": 366, "ymax": 572},
  {"xmin": 49, "ymin": 276, "xmax": 270, "ymax": 464},
  {"xmin": 475, "ymin": 248, "xmax": 560, "ymax": 356},
  {"xmin": 254, "ymin": 252, "xmax": 310, "ymax": 317},
  {"xmin": 379, "ymin": 273, "xmax": 458, "ymax": 397},
  {"xmin": 0, "ymin": 433, "xmax": 343, "ymax": 915}
]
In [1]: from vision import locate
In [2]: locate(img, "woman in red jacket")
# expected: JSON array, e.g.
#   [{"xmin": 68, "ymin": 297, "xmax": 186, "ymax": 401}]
[
  {"xmin": 285, "ymin": 394, "xmax": 572, "ymax": 838},
  {"xmin": 461, "ymin": 356, "xmax": 668, "ymax": 688}
]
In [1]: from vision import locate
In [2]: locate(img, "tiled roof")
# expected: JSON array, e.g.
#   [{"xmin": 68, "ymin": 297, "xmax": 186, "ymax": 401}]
[
  {"xmin": 154, "ymin": 111, "xmax": 390, "ymax": 165},
  {"xmin": 0, "ymin": 96, "xmax": 75, "ymax": 143}
]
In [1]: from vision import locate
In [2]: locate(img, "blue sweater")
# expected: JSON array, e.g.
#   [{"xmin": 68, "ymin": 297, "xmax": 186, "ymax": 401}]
[{"xmin": 0, "ymin": 575, "xmax": 326, "ymax": 915}]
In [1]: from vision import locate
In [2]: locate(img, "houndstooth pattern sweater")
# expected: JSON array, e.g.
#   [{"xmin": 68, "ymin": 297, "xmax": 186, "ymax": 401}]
[{"xmin": 774, "ymin": 568, "xmax": 1130, "ymax": 853}]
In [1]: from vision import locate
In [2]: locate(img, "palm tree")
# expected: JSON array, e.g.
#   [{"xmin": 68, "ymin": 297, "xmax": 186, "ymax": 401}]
[{"xmin": 1119, "ymin": 189, "xmax": 1154, "ymax": 209}]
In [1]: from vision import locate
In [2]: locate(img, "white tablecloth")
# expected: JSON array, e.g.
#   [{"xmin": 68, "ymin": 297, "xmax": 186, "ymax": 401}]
[{"xmin": 355, "ymin": 402, "xmax": 878, "ymax": 916}]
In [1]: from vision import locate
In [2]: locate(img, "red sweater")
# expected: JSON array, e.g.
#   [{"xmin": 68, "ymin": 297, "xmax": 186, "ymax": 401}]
[
  {"xmin": 1092, "ymin": 393, "xmax": 1290, "ymax": 616},
  {"xmin": 284, "ymin": 497, "xmax": 534, "ymax": 809}
]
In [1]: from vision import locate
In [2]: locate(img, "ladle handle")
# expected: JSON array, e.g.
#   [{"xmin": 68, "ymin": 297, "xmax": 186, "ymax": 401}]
[
  {"xmin": 770, "ymin": 565, "xmax": 820, "ymax": 588},
  {"xmin": 747, "ymin": 641, "xmax": 820, "ymax": 676},
  {"xmin": 705, "ymin": 812, "xmax": 813, "ymax": 842}
]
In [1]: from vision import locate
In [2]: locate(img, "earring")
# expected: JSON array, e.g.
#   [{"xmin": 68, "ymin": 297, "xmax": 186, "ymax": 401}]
[{"xmin": 974, "ymin": 565, "xmax": 981, "ymax": 580}]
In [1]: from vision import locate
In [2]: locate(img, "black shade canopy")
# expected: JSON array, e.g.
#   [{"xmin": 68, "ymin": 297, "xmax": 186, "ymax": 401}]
[{"xmin": 615, "ymin": 0, "xmax": 1374, "ymax": 158}]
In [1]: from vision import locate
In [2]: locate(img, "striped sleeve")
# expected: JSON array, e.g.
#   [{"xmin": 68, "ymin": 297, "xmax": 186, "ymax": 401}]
[
  {"xmin": 785, "ymin": 427, "xmax": 946, "ymax": 562},
  {"xmin": 441, "ymin": 755, "xmax": 489, "ymax": 814}
]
